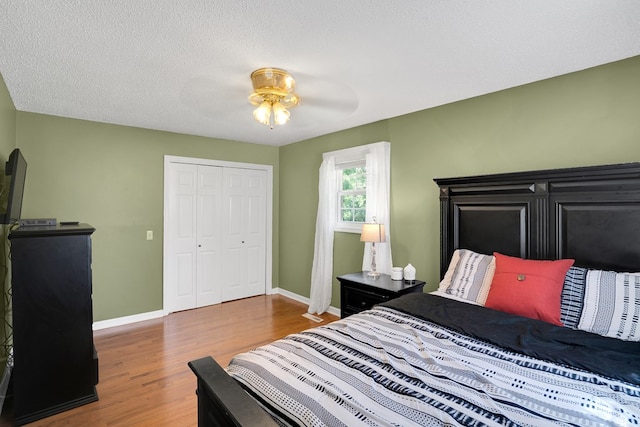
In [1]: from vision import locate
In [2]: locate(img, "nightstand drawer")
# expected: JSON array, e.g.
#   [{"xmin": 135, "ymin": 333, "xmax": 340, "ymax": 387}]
[{"xmin": 344, "ymin": 287, "xmax": 390, "ymax": 314}]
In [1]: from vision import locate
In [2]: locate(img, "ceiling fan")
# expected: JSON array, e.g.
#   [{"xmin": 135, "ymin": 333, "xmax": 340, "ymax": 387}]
[{"xmin": 179, "ymin": 66, "xmax": 359, "ymax": 131}]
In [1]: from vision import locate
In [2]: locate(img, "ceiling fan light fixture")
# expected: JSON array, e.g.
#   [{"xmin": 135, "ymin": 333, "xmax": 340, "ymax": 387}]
[
  {"xmin": 249, "ymin": 67, "xmax": 299, "ymax": 128},
  {"xmin": 253, "ymin": 100, "xmax": 272, "ymax": 126},
  {"xmin": 272, "ymin": 101, "xmax": 290, "ymax": 125}
]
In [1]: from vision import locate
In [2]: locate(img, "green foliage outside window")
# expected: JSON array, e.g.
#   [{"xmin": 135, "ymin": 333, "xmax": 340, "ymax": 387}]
[
  {"xmin": 342, "ymin": 167, "xmax": 366, "ymax": 191},
  {"xmin": 339, "ymin": 167, "xmax": 366, "ymax": 223}
]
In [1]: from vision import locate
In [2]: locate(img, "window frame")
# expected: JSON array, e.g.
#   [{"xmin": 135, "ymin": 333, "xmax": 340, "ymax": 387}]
[
  {"xmin": 334, "ymin": 160, "xmax": 367, "ymax": 233},
  {"xmin": 326, "ymin": 145, "xmax": 371, "ymax": 234}
]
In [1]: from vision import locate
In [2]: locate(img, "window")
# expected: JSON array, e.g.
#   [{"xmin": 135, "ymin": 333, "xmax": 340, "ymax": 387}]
[
  {"xmin": 322, "ymin": 142, "xmax": 389, "ymax": 234},
  {"xmin": 337, "ymin": 162, "xmax": 366, "ymax": 227}
]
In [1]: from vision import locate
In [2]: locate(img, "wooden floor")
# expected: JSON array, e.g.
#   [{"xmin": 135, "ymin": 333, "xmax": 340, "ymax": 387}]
[{"xmin": 27, "ymin": 294, "xmax": 338, "ymax": 427}]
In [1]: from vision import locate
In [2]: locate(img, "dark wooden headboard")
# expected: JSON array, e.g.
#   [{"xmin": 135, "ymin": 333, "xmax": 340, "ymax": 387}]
[{"xmin": 434, "ymin": 163, "xmax": 640, "ymax": 277}]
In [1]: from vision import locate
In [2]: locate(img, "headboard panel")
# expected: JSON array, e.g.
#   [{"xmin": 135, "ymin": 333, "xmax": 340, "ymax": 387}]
[{"xmin": 435, "ymin": 163, "xmax": 640, "ymax": 277}]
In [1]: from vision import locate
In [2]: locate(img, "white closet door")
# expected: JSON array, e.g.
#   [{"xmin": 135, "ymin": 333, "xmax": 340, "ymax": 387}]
[
  {"xmin": 165, "ymin": 159, "xmax": 270, "ymax": 314},
  {"xmin": 195, "ymin": 165, "xmax": 223, "ymax": 307},
  {"xmin": 222, "ymin": 168, "xmax": 267, "ymax": 302},
  {"xmin": 166, "ymin": 163, "xmax": 198, "ymax": 313}
]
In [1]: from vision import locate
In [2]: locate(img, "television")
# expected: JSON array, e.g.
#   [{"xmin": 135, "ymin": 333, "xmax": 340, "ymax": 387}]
[{"xmin": 1, "ymin": 148, "xmax": 27, "ymax": 224}]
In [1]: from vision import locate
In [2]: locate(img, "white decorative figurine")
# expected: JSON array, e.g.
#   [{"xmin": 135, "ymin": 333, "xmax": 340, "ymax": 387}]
[{"xmin": 403, "ymin": 263, "xmax": 416, "ymax": 281}]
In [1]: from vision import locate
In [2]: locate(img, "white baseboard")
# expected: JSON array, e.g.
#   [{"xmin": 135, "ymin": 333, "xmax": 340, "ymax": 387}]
[
  {"xmin": 93, "ymin": 310, "xmax": 164, "ymax": 331},
  {"xmin": 271, "ymin": 287, "xmax": 341, "ymax": 318},
  {"xmin": 93, "ymin": 290, "xmax": 340, "ymax": 331}
]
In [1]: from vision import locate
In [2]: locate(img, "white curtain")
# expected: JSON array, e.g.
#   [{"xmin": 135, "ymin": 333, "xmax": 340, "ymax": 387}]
[
  {"xmin": 308, "ymin": 141, "xmax": 392, "ymax": 314},
  {"xmin": 362, "ymin": 142, "xmax": 393, "ymax": 274},
  {"xmin": 308, "ymin": 156, "xmax": 336, "ymax": 314}
]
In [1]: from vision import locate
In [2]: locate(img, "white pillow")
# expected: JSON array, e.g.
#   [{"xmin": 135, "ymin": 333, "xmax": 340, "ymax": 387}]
[
  {"xmin": 577, "ymin": 269, "xmax": 640, "ymax": 341},
  {"xmin": 438, "ymin": 249, "xmax": 495, "ymax": 305}
]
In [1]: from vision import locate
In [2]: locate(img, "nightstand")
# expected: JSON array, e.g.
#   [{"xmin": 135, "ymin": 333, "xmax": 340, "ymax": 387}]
[{"xmin": 337, "ymin": 272, "xmax": 425, "ymax": 318}]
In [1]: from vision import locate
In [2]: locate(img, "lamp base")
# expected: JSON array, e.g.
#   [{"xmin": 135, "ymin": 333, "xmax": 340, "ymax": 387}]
[{"xmin": 367, "ymin": 271, "xmax": 381, "ymax": 277}]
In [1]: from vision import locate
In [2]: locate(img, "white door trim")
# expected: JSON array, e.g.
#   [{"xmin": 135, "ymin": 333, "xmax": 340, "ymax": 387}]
[{"xmin": 163, "ymin": 155, "xmax": 273, "ymax": 315}]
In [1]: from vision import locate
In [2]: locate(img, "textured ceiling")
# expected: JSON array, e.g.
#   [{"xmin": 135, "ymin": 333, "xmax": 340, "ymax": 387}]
[{"xmin": 1, "ymin": 1, "xmax": 639, "ymax": 146}]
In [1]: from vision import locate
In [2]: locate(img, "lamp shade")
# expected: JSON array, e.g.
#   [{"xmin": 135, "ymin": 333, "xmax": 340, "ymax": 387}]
[
  {"xmin": 360, "ymin": 223, "xmax": 386, "ymax": 243},
  {"xmin": 272, "ymin": 101, "xmax": 291, "ymax": 125},
  {"xmin": 253, "ymin": 101, "xmax": 272, "ymax": 125}
]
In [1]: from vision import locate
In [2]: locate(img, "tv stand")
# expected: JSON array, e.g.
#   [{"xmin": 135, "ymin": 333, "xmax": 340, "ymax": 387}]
[{"xmin": 9, "ymin": 223, "xmax": 98, "ymax": 425}]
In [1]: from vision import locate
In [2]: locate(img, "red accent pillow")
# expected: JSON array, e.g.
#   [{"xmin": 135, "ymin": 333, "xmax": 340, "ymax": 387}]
[{"xmin": 485, "ymin": 253, "xmax": 574, "ymax": 326}]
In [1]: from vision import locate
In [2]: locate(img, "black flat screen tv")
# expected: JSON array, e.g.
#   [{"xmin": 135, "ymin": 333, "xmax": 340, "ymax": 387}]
[{"xmin": 1, "ymin": 148, "xmax": 27, "ymax": 224}]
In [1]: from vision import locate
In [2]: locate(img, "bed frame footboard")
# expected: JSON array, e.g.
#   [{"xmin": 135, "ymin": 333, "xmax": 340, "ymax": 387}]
[{"xmin": 188, "ymin": 356, "xmax": 278, "ymax": 427}]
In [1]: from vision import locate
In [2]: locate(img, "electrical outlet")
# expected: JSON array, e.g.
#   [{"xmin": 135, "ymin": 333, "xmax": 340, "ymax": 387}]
[{"xmin": 146, "ymin": 230, "xmax": 153, "ymax": 240}]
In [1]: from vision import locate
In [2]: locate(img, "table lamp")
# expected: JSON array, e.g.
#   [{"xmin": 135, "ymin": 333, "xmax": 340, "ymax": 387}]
[{"xmin": 360, "ymin": 220, "xmax": 386, "ymax": 277}]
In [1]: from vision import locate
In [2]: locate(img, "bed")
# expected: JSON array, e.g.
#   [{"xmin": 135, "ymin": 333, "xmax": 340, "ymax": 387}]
[{"xmin": 189, "ymin": 162, "xmax": 640, "ymax": 426}]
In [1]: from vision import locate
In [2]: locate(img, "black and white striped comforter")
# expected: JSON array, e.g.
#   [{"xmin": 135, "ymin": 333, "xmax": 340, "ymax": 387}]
[{"xmin": 226, "ymin": 294, "xmax": 640, "ymax": 426}]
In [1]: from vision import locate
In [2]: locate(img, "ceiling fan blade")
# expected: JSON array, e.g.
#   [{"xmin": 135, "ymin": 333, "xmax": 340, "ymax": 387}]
[
  {"xmin": 179, "ymin": 68, "xmax": 360, "ymax": 130},
  {"xmin": 300, "ymin": 94, "xmax": 359, "ymax": 114}
]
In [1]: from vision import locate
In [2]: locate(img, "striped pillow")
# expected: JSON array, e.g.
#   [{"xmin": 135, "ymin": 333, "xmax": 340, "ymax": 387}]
[
  {"xmin": 577, "ymin": 270, "xmax": 640, "ymax": 341},
  {"xmin": 438, "ymin": 249, "xmax": 495, "ymax": 305},
  {"xmin": 560, "ymin": 266, "xmax": 587, "ymax": 328}
]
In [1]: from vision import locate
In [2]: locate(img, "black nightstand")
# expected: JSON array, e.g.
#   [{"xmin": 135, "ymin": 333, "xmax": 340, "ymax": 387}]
[{"xmin": 337, "ymin": 272, "xmax": 425, "ymax": 318}]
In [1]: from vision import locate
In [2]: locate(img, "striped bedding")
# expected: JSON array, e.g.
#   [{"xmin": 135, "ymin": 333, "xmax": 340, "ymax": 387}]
[{"xmin": 226, "ymin": 294, "xmax": 640, "ymax": 426}]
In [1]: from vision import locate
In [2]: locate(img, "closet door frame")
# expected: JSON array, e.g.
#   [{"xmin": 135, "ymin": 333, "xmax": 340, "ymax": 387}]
[{"xmin": 162, "ymin": 155, "xmax": 273, "ymax": 315}]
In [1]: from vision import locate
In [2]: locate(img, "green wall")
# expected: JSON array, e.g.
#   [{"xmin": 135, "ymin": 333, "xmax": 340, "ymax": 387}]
[
  {"xmin": 0, "ymin": 74, "xmax": 15, "ymax": 156},
  {"xmin": 15, "ymin": 113, "xmax": 279, "ymax": 321},
  {"xmin": 279, "ymin": 56, "xmax": 640, "ymax": 308},
  {"xmin": 1, "ymin": 55, "xmax": 639, "ymax": 320}
]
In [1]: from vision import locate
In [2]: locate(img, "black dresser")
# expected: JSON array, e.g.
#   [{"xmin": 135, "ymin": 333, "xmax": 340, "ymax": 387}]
[{"xmin": 9, "ymin": 223, "xmax": 98, "ymax": 425}]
